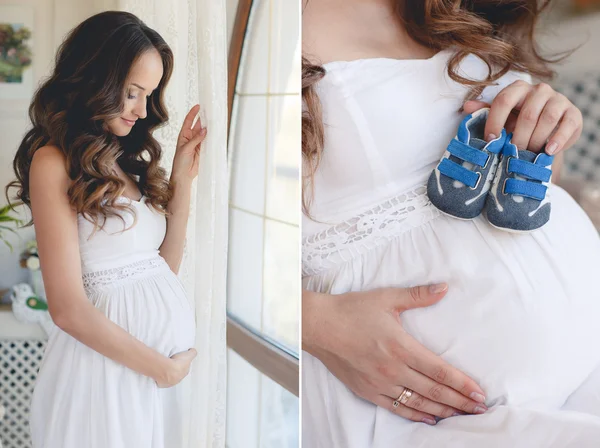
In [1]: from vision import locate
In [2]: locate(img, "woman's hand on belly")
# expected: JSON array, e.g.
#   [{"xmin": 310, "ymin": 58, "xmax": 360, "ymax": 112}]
[
  {"xmin": 156, "ymin": 348, "xmax": 197, "ymax": 388},
  {"xmin": 303, "ymin": 285, "xmax": 489, "ymax": 425}
]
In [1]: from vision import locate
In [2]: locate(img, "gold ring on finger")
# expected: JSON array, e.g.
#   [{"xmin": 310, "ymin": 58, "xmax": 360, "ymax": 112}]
[{"xmin": 397, "ymin": 387, "xmax": 413, "ymax": 405}]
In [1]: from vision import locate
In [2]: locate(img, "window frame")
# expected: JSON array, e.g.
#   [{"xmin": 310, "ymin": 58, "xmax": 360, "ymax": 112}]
[{"xmin": 226, "ymin": 0, "xmax": 299, "ymax": 397}]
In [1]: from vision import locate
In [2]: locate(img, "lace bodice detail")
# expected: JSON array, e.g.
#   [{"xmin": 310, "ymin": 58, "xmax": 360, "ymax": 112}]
[
  {"xmin": 82, "ymin": 256, "xmax": 169, "ymax": 291},
  {"xmin": 302, "ymin": 185, "xmax": 440, "ymax": 276}
]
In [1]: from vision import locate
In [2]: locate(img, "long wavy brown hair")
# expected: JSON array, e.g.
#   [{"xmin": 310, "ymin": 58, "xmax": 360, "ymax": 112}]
[
  {"xmin": 303, "ymin": 0, "xmax": 565, "ymax": 214},
  {"xmin": 6, "ymin": 11, "xmax": 174, "ymax": 231}
]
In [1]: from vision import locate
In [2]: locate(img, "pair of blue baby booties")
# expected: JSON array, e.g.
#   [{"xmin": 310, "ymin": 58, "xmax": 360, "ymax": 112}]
[{"xmin": 427, "ymin": 108, "xmax": 554, "ymax": 233}]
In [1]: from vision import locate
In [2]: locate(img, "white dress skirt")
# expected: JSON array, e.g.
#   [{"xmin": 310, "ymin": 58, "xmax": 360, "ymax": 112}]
[
  {"xmin": 29, "ymin": 196, "xmax": 196, "ymax": 448},
  {"xmin": 302, "ymin": 49, "xmax": 600, "ymax": 447}
]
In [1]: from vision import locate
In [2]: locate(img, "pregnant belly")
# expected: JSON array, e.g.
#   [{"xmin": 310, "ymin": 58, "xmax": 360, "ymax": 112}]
[
  {"xmin": 89, "ymin": 271, "xmax": 196, "ymax": 358},
  {"xmin": 306, "ymin": 186, "xmax": 600, "ymax": 408},
  {"xmin": 151, "ymin": 272, "xmax": 196, "ymax": 357}
]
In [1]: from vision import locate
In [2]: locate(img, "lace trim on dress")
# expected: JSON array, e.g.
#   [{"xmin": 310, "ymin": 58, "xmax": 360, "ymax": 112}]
[
  {"xmin": 302, "ymin": 185, "xmax": 440, "ymax": 276},
  {"xmin": 82, "ymin": 256, "xmax": 168, "ymax": 290}
]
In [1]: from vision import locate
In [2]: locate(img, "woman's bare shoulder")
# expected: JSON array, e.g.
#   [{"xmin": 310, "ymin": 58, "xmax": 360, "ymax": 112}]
[
  {"xmin": 31, "ymin": 144, "xmax": 66, "ymax": 165},
  {"xmin": 30, "ymin": 145, "xmax": 70, "ymax": 192}
]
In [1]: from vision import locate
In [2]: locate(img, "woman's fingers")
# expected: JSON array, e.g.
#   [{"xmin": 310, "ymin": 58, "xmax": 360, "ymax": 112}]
[
  {"xmin": 462, "ymin": 100, "xmax": 520, "ymax": 135},
  {"xmin": 510, "ymin": 83, "xmax": 554, "ymax": 151},
  {"xmin": 182, "ymin": 104, "xmax": 200, "ymax": 131},
  {"xmin": 388, "ymin": 284, "xmax": 449, "ymax": 314},
  {"xmin": 186, "ymin": 130, "xmax": 206, "ymax": 151},
  {"xmin": 371, "ymin": 394, "xmax": 437, "ymax": 425},
  {"xmin": 386, "ymin": 386, "xmax": 461, "ymax": 419},
  {"xmin": 461, "ymin": 100, "xmax": 489, "ymax": 115},
  {"xmin": 403, "ymin": 335, "xmax": 486, "ymax": 403},
  {"xmin": 464, "ymin": 81, "xmax": 582, "ymax": 155},
  {"xmin": 485, "ymin": 80, "xmax": 532, "ymax": 141},
  {"xmin": 524, "ymin": 97, "xmax": 564, "ymax": 153},
  {"xmin": 545, "ymin": 104, "xmax": 583, "ymax": 155},
  {"xmin": 399, "ymin": 368, "xmax": 487, "ymax": 415},
  {"xmin": 198, "ymin": 127, "xmax": 208, "ymax": 147},
  {"xmin": 191, "ymin": 106, "xmax": 203, "ymax": 133},
  {"xmin": 503, "ymin": 109, "xmax": 520, "ymax": 135}
]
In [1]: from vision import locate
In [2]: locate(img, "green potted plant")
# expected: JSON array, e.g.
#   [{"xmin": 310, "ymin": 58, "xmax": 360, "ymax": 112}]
[
  {"xmin": 0, "ymin": 202, "xmax": 23, "ymax": 307},
  {"xmin": 0, "ymin": 202, "xmax": 23, "ymax": 250}
]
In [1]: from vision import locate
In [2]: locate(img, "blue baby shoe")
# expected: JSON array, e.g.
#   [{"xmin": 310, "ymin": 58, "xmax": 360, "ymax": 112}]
[
  {"xmin": 427, "ymin": 108, "xmax": 507, "ymax": 219},
  {"xmin": 485, "ymin": 134, "xmax": 554, "ymax": 233}
]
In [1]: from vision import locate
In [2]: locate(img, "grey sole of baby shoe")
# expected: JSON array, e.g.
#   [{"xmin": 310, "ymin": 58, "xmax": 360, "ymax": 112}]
[
  {"xmin": 487, "ymin": 221, "xmax": 542, "ymax": 234},
  {"xmin": 435, "ymin": 207, "xmax": 478, "ymax": 221},
  {"xmin": 483, "ymin": 209, "xmax": 544, "ymax": 234}
]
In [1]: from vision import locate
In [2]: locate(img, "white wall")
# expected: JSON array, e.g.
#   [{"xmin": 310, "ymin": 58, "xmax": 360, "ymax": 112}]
[{"xmin": 538, "ymin": 0, "xmax": 600, "ymax": 82}]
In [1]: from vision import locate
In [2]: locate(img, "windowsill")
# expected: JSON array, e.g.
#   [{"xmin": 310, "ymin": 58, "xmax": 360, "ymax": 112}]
[{"xmin": 0, "ymin": 308, "xmax": 46, "ymax": 339}]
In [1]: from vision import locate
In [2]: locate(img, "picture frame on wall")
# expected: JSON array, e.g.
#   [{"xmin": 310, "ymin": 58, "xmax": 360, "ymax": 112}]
[
  {"xmin": 0, "ymin": 5, "xmax": 34, "ymax": 103},
  {"xmin": 572, "ymin": 0, "xmax": 600, "ymax": 11}
]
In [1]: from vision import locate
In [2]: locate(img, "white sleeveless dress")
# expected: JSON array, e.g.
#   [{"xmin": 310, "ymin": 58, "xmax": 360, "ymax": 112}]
[
  {"xmin": 302, "ymin": 49, "xmax": 600, "ymax": 447},
  {"xmin": 29, "ymin": 195, "xmax": 196, "ymax": 448}
]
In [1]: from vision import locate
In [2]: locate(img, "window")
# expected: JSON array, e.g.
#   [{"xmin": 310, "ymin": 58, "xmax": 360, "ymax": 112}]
[{"xmin": 226, "ymin": 0, "xmax": 300, "ymax": 446}]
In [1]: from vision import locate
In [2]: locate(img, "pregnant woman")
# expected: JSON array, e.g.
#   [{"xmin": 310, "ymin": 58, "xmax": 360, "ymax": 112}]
[
  {"xmin": 6, "ymin": 11, "xmax": 206, "ymax": 448},
  {"xmin": 302, "ymin": 1, "xmax": 600, "ymax": 446}
]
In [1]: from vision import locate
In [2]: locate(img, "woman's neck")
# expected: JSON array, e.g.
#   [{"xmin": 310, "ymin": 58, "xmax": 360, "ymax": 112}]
[{"xmin": 303, "ymin": 0, "xmax": 434, "ymax": 65}]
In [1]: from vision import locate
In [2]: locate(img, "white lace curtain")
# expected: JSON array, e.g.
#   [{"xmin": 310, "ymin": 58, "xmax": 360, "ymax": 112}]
[{"xmin": 113, "ymin": 0, "xmax": 228, "ymax": 446}]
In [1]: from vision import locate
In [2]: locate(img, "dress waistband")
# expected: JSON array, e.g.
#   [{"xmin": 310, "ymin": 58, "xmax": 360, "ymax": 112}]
[
  {"xmin": 82, "ymin": 256, "xmax": 170, "ymax": 291},
  {"xmin": 302, "ymin": 185, "xmax": 440, "ymax": 277}
]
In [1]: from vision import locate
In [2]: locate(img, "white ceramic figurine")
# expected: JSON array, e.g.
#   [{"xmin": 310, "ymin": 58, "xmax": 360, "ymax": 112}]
[{"xmin": 10, "ymin": 283, "xmax": 55, "ymax": 337}]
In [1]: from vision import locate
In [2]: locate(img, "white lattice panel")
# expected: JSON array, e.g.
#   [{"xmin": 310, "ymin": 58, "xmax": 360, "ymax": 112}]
[
  {"xmin": 554, "ymin": 72, "xmax": 600, "ymax": 182},
  {"xmin": 0, "ymin": 340, "xmax": 46, "ymax": 448}
]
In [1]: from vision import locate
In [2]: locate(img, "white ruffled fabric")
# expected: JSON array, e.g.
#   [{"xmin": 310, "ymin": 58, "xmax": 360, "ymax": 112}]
[
  {"xmin": 30, "ymin": 197, "xmax": 196, "ymax": 448},
  {"xmin": 302, "ymin": 49, "xmax": 600, "ymax": 447}
]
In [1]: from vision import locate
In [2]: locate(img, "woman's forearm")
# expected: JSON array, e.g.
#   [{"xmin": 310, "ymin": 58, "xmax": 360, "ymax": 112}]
[
  {"xmin": 159, "ymin": 177, "xmax": 192, "ymax": 274},
  {"xmin": 302, "ymin": 288, "xmax": 331, "ymax": 357},
  {"xmin": 54, "ymin": 297, "xmax": 171, "ymax": 383}
]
